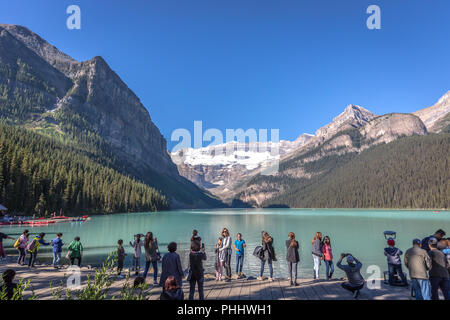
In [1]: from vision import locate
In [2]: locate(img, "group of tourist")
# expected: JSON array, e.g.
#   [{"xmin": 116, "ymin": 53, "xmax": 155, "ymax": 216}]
[
  {"xmin": 1, "ymin": 227, "xmax": 449, "ymax": 300},
  {"xmin": 397, "ymin": 229, "xmax": 449, "ymax": 300}
]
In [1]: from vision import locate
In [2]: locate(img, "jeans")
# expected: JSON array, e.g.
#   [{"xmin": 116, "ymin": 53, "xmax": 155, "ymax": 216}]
[
  {"xmin": 287, "ymin": 262, "xmax": 298, "ymax": 281},
  {"xmin": 143, "ymin": 260, "xmax": 158, "ymax": 281},
  {"xmin": 388, "ymin": 263, "xmax": 407, "ymax": 286},
  {"xmin": 224, "ymin": 252, "xmax": 231, "ymax": 278},
  {"xmin": 17, "ymin": 248, "xmax": 26, "ymax": 264},
  {"xmin": 430, "ymin": 277, "xmax": 450, "ymax": 300},
  {"xmin": 235, "ymin": 255, "xmax": 244, "ymax": 274},
  {"xmin": 189, "ymin": 278, "xmax": 204, "ymax": 300},
  {"xmin": 411, "ymin": 278, "xmax": 431, "ymax": 300},
  {"xmin": 324, "ymin": 260, "xmax": 334, "ymax": 280},
  {"xmin": 53, "ymin": 251, "xmax": 62, "ymax": 267},
  {"xmin": 260, "ymin": 258, "xmax": 273, "ymax": 278},
  {"xmin": 28, "ymin": 251, "xmax": 37, "ymax": 267},
  {"xmin": 313, "ymin": 255, "xmax": 321, "ymax": 279},
  {"xmin": 133, "ymin": 256, "xmax": 141, "ymax": 273}
]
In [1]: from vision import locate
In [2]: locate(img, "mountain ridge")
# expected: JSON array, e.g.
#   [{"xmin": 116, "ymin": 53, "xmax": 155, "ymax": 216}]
[{"xmin": 0, "ymin": 23, "xmax": 224, "ymax": 209}]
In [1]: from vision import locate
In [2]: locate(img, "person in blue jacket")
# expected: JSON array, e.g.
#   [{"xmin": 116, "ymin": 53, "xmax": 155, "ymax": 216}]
[{"xmin": 51, "ymin": 233, "xmax": 64, "ymax": 269}]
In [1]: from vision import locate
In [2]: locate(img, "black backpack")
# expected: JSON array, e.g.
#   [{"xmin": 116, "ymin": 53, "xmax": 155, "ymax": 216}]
[{"xmin": 253, "ymin": 246, "xmax": 264, "ymax": 260}]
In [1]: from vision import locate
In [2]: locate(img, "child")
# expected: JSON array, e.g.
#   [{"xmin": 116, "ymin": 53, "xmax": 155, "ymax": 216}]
[
  {"xmin": 384, "ymin": 238, "xmax": 407, "ymax": 286},
  {"xmin": 117, "ymin": 239, "xmax": 126, "ymax": 278},
  {"xmin": 27, "ymin": 233, "xmax": 50, "ymax": 267},
  {"xmin": 234, "ymin": 233, "xmax": 246, "ymax": 278},
  {"xmin": 51, "ymin": 233, "xmax": 64, "ymax": 269},
  {"xmin": 130, "ymin": 234, "xmax": 143, "ymax": 275},
  {"xmin": 67, "ymin": 236, "xmax": 83, "ymax": 267},
  {"xmin": 214, "ymin": 238, "xmax": 224, "ymax": 281},
  {"xmin": 322, "ymin": 236, "xmax": 334, "ymax": 280}
]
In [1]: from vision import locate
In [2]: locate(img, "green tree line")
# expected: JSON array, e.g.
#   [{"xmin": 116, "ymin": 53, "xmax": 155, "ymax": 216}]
[
  {"xmin": 0, "ymin": 123, "xmax": 169, "ymax": 216},
  {"xmin": 260, "ymin": 133, "xmax": 449, "ymax": 209}
]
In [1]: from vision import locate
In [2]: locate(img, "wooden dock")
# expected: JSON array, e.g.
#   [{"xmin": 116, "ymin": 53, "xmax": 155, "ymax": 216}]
[{"xmin": 145, "ymin": 275, "xmax": 415, "ymax": 300}]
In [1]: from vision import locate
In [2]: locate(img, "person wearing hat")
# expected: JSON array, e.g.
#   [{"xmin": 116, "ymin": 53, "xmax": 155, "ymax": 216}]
[
  {"xmin": 384, "ymin": 238, "xmax": 407, "ymax": 286},
  {"xmin": 421, "ymin": 229, "xmax": 446, "ymax": 253},
  {"xmin": 428, "ymin": 237, "xmax": 450, "ymax": 300},
  {"xmin": 404, "ymin": 239, "xmax": 432, "ymax": 300},
  {"xmin": 337, "ymin": 253, "xmax": 365, "ymax": 299}
]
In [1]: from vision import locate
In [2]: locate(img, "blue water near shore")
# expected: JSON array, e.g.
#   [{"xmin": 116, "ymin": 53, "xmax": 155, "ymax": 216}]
[{"xmin": 2, "ymin": 209, "xmax": 449, "ymax": 278}]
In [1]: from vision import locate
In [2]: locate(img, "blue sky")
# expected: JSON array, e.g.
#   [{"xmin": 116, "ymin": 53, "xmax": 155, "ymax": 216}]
[{"xmin": 1, "ymin": 0, "xmax": 450, "ymax": 149}]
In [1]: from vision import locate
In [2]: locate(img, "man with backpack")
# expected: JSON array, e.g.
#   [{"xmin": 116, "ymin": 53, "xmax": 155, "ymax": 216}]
[{"xmin": 27, "ymin": 233, "xmax": 50, "ymax": 267}]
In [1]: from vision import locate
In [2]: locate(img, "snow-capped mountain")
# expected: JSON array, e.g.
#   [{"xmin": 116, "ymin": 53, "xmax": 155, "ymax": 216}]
[{"xmin": 171, "ymin": 134, "xmax": 314, "ymax": 193}]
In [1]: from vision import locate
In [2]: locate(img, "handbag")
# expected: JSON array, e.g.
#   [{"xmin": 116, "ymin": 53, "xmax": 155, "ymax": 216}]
[{"xmin": 253, "ymin": 245, "xmax": 264, "ymax": 261}]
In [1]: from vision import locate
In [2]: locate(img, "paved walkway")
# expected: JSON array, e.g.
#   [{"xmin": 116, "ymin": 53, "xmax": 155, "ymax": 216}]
[{"xmin": 0, "ymin": 261, "xmax": 417, "ymax": 300}]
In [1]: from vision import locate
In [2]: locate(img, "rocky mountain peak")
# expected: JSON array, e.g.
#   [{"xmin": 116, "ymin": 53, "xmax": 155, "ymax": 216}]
[
  {"xmin": 315, "ymin": 104, "xmax": 377, "ymax": 141},
  {"xmin": 413, "ymin": 90, "xmax": 450, "ymax": 133},
  {"xmin": 0, "ymin": 23, "xmax": 76, "ymax": 65},
  {"xmin": 437, "ymin": 91, "xmax": 450, "ymax": 104}
]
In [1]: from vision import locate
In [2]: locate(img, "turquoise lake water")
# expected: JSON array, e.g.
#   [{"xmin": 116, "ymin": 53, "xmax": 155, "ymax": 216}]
[{"xmin": 2, "ymin": 209, "xmax": 449, "ymax": 278}]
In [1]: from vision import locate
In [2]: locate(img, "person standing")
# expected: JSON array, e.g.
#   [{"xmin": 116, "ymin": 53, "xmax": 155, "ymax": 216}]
[
  {"xmin": 117, "ymin": 239, "xmax": 126, "ymax": 278},
  {"xmin": 188, "ymin": 240, "xmax": 207, "ymax": 300},
  {"xmin": 67, "ymin": 236, "xmax": 83, "ymax": 267},
  {"xmin": 234, "ymin": 233, "xmax": 246, "ymax": 278},
  {"xmin": 130, "ymin": 234, "xmax": 143, "ymax": 275},
  {"xmin": 27, "ymin": 233, "xmax": 50, "ymax": 267},
  {"xmin": 16, "ymin": 230, "xmax": 29, "ymax": 265},
  {"xmin": 322, "ymin": 236, "xmax": 334, "ymax": 280},
  {"xmin": 258, "ymin": 231, "xmax": 276, "ymax": 281},
  {"xmin": 191, "ymin": 230, "xmax": 201, "ymax": 244},
  {"xmin": 337, "ymin": 253, "xmax": 365, "ymax": 299},
  {"xmin": 51, "ymin": 233, "xmax": 64, "ymax": 269},
  {"xmin": 214, "ymin": 238, "xmax": 224, "ymax": 281},
  {"xmin": 143, "ymin": 232, "xmax": 160, "ymax": 284},
  {"xmin": 286, "ymin": 232, "xmax": 299, "ymax": 286},
  {"xmin": 428, "ymin": 237, "xmax": 450, "ymax": 300},
  {"xmin": 220, "ymin": 228, "xmax": 232, "ymax": 282},
  {"xmin": 159, "ymin": 242, "xmax": 184, "ymax": 288},
  {"xmin": 404, "ymin": 238, "xmax": 431, "ymax": 300},
  {"xmin": 384, "ymin": 238, "xmax": 408, "ymax": 286},
  {"xmin": 0, "ymin": 231, "xmax": 14, "ymax": 262},
  {"xmin": 311, "ymin": 232, "xmax": 323, "ymax": 280}
]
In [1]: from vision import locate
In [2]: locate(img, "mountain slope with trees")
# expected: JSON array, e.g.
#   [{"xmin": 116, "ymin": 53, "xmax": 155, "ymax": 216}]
[
  {"xmin": 260, "ymin": 133, "xmax": 449, "ymax": 209},
  {"xmin": 0, "ymin": 123, "xmax": 169, "ymax": 215},
  {"xmin": 0, "ymin": 23, "xmax": 224, "ymax": 212}
]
